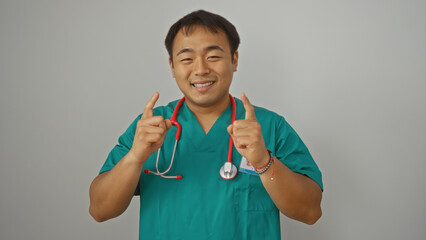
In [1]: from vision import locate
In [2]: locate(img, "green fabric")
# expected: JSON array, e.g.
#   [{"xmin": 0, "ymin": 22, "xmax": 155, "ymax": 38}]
[{"xmin": 100, "ymin": 97, "xmax": 323, "ymax": 240}]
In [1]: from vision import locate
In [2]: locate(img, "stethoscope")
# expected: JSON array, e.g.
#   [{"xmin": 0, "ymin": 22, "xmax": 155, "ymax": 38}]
[{"xmin": 144, "ymin": 94, "xmax": 238, "ymax": 180}]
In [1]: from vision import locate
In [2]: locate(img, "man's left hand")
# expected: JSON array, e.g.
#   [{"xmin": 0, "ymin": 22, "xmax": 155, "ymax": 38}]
[{"xmin": 227, "ymin": 93, "xmax": 270, "ymax": 168}]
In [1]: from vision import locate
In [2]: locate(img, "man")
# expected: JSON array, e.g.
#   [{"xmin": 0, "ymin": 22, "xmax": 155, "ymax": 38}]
[{"xmin": 89, "ymin": 10, "xmax": 323, "ymax": 239}]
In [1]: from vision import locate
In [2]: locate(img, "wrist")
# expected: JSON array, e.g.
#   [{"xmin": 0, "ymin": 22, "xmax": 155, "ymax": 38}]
[
  {"xmin": 252, "ymin": 150, "xmax": 271, "ymax": 169},
  {"xmin": 128, "ymin": 148, "xmax": 148, "ymax": 165},
  {"xmin": 253, "ymin": 150, "xmax": 274, "ymax": 176}
]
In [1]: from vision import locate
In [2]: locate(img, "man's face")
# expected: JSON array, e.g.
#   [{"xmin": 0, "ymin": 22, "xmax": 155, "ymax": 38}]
[{"xmin": 169, "ymin": 25, "xmax": 238, "ymax": 109}]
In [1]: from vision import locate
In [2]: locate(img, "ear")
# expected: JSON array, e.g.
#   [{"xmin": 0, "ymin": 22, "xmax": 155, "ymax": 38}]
[
  {"xmin": 168, "ymin": 57, "xmax": 175, "ymax": 78},
  {"xmin": 232, "ymin": 51, "xmax": 239, "ymax": 72}
]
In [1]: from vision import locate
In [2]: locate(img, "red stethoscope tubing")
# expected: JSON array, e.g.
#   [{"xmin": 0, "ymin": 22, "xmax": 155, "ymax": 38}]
[
  {"xmin": 227, "ymin": 96, "xmax": 236, "ymax": 163},
  {"xmin": 144, "ymin": 94, "xmax": 236, "ymax": 179},
  {"xmin": 170, "ymin": 97, "xmax": 185, "ymax": 140}
]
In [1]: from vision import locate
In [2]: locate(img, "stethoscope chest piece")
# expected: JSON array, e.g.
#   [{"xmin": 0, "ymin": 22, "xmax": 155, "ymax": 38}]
[{"xmin": 219, "ymin": 162, "xmax": 238, "ymax": 180}]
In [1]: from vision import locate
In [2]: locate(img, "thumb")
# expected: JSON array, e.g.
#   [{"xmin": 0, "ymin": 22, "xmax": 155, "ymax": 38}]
[
  {"xmin": 227, "ymin": 124, "xmax": 234, "ymax": 136},
  {"xmin": 164, "ymin": 119, "xmax": 172, "ymax": 130}
]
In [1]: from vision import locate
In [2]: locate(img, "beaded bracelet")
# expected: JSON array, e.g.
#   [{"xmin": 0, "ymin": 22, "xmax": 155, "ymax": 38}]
[{"xmin": 254, "ymin": 150, "xmax": 273, "ymax": 175}]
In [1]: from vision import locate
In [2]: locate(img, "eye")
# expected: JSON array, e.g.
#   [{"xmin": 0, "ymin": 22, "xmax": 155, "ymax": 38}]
[
  {"xmin": 180, "ymin": 58, "xmax": 193, "ymax": 63},
  {"xmin": 207, "ymin": 56, "xmax": 221, "ymax": 61}
]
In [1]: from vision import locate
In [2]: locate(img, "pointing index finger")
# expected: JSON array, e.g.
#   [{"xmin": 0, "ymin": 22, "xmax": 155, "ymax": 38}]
[
  {"xmin": 142, "ymin": 92, "xmax": 159, "ymax": 119},
  {"xmin": 241, "ymin": 93, "xmax": 256, "ymax": 120}
]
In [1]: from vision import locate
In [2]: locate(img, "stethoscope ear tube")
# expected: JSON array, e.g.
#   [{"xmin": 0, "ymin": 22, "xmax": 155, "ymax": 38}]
[{"xmin": 144, "ymin": 139, "xmax": 182, "ymax": 179}]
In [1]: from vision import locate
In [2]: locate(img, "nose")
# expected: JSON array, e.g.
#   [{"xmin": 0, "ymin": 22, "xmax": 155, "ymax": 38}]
[{"xmin": 193, "ymin": 58, "xmax": 210, "ymax": 76}]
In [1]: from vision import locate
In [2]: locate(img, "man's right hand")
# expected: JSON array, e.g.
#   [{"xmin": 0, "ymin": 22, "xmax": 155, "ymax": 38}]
[
  {"xmin": 90, "ymin": 93, "xmax": 171, "ymax": 221},
  {"xmin": 129, "ymin": 92, "xmax": 172, "ymax": 163}
]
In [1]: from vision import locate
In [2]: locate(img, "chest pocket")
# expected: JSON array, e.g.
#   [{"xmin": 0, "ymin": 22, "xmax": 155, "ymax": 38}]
[{"xmin": 233, "ymin": 172, "xmax": 277, "ymax": 212}]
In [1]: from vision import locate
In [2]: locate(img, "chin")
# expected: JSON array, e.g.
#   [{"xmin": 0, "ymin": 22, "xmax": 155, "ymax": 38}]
[
  {"xmin": 189, "ymin": 92, "xmax": 229, "ymax": 108},
  {"xmin": 188, "ymin": 97, "xmax": 215, "ymax": 107}
]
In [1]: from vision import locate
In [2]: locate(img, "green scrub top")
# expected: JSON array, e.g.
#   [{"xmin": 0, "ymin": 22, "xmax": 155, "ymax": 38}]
[{"xmin": 100, "ymin": 97, "xmax": 323, "ymax": 240}]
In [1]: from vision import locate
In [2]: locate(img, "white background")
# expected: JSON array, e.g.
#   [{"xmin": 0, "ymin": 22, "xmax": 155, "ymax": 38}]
[{"xmin": 1, "ymin": 0, "xmax": 425, "ymax": 239}]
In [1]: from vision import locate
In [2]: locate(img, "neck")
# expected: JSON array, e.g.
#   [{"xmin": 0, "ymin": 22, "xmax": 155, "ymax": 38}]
[{"xmin": 186, "ymin": 94, "xmax": 231, "ymax": 134}]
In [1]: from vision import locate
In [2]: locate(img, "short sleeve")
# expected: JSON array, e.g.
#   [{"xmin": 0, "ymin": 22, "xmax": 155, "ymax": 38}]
[
  {"xmin": 99, "ymin": 115, "xmax": 142, "ymax": 195},
  {"xmin": 274, "ymin": 117, "xmax": 323, "ymax": 191}
]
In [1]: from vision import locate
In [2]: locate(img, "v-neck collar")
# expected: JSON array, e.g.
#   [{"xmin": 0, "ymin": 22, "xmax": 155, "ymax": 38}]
[{"xmin": 179, "ymin": 100, "xmax": 233, "ymax": 152}]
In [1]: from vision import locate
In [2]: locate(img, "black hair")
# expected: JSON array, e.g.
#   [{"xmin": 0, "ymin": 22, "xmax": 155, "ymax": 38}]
[{"xmin": 165, "ymin": 10, "xmax": 240, "ymax": 61}]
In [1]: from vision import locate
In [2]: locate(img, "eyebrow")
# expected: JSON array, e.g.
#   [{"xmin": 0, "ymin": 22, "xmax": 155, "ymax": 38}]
[{"xmin": 176, "ymin": 45, "xmax": 225, "ymax": 57}]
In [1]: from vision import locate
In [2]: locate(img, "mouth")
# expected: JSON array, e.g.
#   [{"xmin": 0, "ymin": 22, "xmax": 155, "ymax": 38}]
[
  {"xmin": 190, "ymin": 77, "xmax": 217, "ymax": 94},
  {"xmin": 192, "ymin": 81, "xmax": 214, "ymax": 88}
]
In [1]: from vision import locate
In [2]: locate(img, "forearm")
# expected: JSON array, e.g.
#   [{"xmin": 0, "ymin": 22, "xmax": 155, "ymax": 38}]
[
  {"xmin": 89, "ymin": 152, "xmax": 145, "ymax": 222},
  {"xmin": 259, "ymin": 157, "xmax": 322, "ymax": 225}
]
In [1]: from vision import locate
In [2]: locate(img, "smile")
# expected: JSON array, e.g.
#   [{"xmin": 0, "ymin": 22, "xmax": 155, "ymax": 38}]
[{"xmin": 192, "ymin": 81, "xmax": 214, "ymax": 87}]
